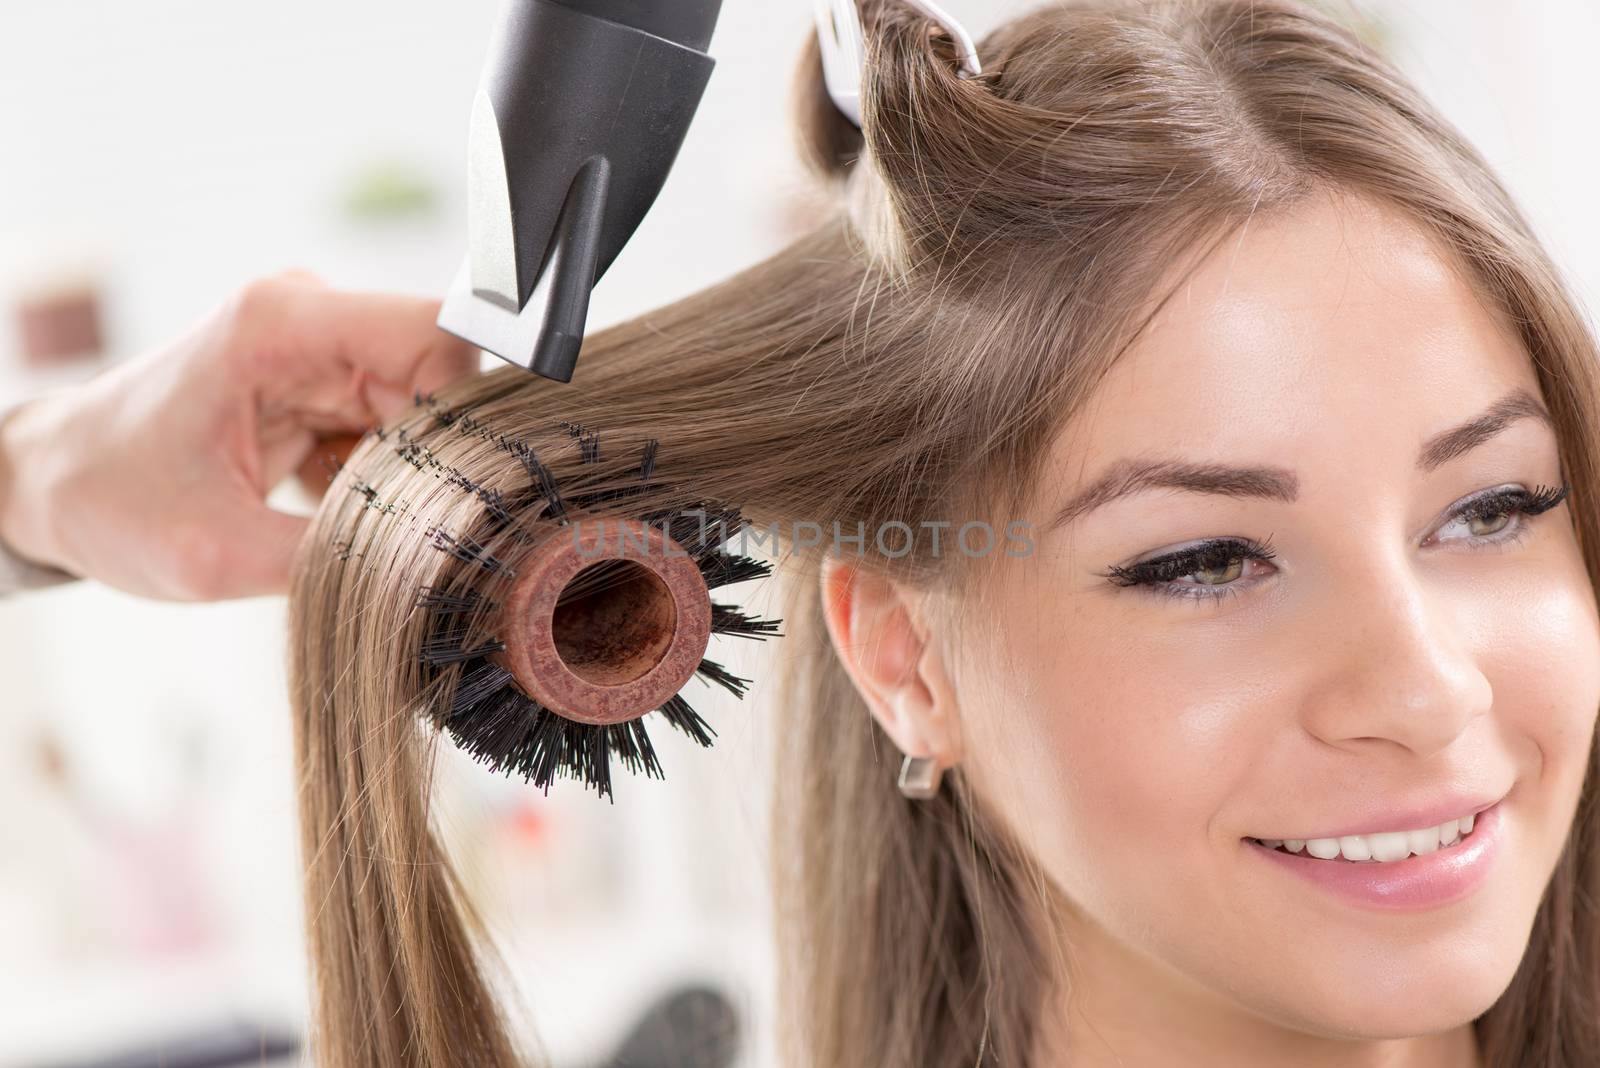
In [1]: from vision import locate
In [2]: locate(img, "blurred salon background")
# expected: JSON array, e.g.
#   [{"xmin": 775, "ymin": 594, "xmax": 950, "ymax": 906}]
[{"xmin": 1, "ymin": 2, "xmax": 1597, "ymax": 1066}]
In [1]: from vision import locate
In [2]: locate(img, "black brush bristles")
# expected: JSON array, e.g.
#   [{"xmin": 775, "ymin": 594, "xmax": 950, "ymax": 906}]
[
  {"xmin": 416, "ymin": 586, "xmax": 498, "ymax": 615},
  {"xmin": 379, "ymin": 412, "xmax": 782, "ymax": 802},
  {"xmin": 694, "ymin": 658, "xmax": 752, "ymax": 699},
  {"xmin": 436, "ymin": 685, "xmax": 667, "ymax": 797},
  {"xmin": 700, "ymin": 552, "xmax": 774, "ymax": 590},
  {"xmin": 418, "ymin": 590, "xmax": 508, "ymax": 667},
  {"xmin": 418, "ymin": 580, "xmax": 775, "ymax": 801},
  {"xmin": 422, "ymin": 632, "xmax": 507, "ymax": 666},
  {"xmin": 656, "ymin": 694, "xmax": 716, "ymax": 747},
  {"xmin": 451, "ymin": 662, "xmax": 514, "ymax": 715},
  {"xmin": 710, "ymin": 603, "xmax": 784, "ymax": 640}
]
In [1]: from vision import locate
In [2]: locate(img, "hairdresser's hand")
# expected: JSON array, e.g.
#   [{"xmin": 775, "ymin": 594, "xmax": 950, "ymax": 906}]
[{"xmin": 0, "ymin": 271, "xmax": 479, "ymax": 600}]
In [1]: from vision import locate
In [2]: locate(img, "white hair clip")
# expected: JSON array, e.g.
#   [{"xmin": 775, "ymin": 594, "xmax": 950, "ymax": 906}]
[{"xmin": 813, "ymin": 0, "xmax": 983, "ymax": 128}]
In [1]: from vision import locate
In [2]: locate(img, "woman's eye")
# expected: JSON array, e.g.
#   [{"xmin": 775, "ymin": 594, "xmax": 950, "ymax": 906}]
[
  {"xmin": 1461, "ymin": 510, "xmax": 1512, "ymax": 538},
  {"xmin": 1098, "ymin": 481, "xmax": 1571, "ymax": 605},
  {"xmin": 1097, "ymin": 536, "xmax": 1279, "ymax": 604},
  {"xmin": 1431, "ymin": 482, "xmax": 1569, "ymax": 547},
  {"xmin": 1182, "ymin": 555, "xmax": 1247, "ymax": 586}
]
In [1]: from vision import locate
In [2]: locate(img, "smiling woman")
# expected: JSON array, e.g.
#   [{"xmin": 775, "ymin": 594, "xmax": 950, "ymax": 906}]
[
  {"xmin": 285, "ymin": 0, "xmax": 1600, "ymax": 1066},
  {"xmin": 929, "ymin": 188, "xmax": 1600, "ymax": 1061}
]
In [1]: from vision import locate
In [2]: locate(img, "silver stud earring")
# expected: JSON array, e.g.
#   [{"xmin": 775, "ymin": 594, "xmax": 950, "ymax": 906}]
[{"xmin": 898, "ymin": 754, "xmax": 943, "ymax": 799}]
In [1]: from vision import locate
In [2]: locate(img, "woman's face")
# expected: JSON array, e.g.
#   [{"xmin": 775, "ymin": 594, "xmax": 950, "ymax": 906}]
[{"xmin": 953, "ymin": 189, "xmax": 1600, "ymax": 1055}]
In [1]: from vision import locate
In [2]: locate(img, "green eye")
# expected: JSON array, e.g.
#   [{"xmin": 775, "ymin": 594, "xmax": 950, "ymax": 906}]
[
  {"xmin": 1191, "ymin": 557, "xmax": 1245, "ymax": 585},
  {"xmin": 1464, "ymin": 510, "xmax": 1513, "ymax": 537},
  {"xmin": 1437, "ymin": 483, "xmax": 1569, "ymax": 546},
  {"xmin": 1098, "ymin": 536, "xmax": 1278, "ymax": 603}
]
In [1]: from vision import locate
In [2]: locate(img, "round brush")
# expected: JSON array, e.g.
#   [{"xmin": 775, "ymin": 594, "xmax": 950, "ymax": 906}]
[{"xmin": 329, "ymin": 393, "xmax": 782, "ymax": 802}]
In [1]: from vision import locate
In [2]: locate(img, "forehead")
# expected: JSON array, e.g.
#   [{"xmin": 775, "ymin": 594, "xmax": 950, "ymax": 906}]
[{"xmin": 1052, "ymin": 190, "xmax": 1539, "ymax": 483}]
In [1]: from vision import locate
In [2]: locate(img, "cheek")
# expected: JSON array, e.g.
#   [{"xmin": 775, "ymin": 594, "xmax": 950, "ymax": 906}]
[
  {"xmin": 959, "ymin": 584, "xmax": 1265, "ymax": 920},
  {"xmin": 1490, "ymin": 567, "xmax": 1600, "ymax": 853}
]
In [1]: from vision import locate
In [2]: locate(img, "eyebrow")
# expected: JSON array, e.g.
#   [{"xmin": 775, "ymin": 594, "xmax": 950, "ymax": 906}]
[{"xmin": 1047, "ymin": 387, "xmax": 1555, "ymax": 530}]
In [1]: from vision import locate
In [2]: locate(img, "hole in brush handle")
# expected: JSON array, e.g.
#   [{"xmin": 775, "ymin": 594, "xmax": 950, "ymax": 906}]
[{"xmin": 494, "ymin": 517, "xmax": 713, "ymax": 725}]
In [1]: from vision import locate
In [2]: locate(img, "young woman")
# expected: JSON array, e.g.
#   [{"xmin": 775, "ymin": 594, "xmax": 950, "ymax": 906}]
[{"xmin": 287, "ymin": 1, "xmax": 1600, "ymax": 1064}]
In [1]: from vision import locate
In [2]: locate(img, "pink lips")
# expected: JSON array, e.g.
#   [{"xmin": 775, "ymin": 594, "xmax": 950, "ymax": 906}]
[{"xmin": 1246, "ymin": 799, "xmax": 1504, "ymax": 910}]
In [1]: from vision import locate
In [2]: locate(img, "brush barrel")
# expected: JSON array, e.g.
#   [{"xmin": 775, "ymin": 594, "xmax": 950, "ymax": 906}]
[{"xmin": 496, "ymin": 517, "xmax": 711, "ymax": 725}]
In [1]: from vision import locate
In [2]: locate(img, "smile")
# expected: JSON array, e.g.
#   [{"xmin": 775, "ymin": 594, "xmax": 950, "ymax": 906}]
[
  {"xmin": 1243, "ymin": 799, "xmax": 1506, "ymax": 910},
  {"xmin": 1247, "ymin": 808, "xmax": 1478, "ymax": 863}
]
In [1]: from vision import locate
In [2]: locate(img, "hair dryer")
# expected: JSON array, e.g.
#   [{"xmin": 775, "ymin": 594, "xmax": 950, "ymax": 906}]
[{"xmin": 437, "ymin": 0, "xmax": 724, "ymax": 382}]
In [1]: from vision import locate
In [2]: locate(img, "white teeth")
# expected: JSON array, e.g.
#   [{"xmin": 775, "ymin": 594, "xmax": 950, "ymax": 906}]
[
  {"xmin": 1305, "ymin": 838, "xmax": 1340, "ymax": 859},
  {"xmin": 1407, "ymin": 827, "xmax": 1439, "ymax": 856},
  {"xmin": 1368, "ymin": 831, "xmax": 1411, "ymax": 863},
  {"xmin": 1338, "ymin": 835, "xmax": 1372, "ymax": 861},
  {"xmin": 1255, "ymin": 811, "xmax": 1479, "ymax": 863}
]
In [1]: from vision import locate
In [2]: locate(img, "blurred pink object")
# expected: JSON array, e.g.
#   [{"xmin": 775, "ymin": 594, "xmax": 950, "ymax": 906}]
[
  {"xmin": 103, "ymin": 816, "xmax": 221, "ymax": 958},
  {"xmin": 15, "ymin": 282, "xmax": 105, "ymax": 365}
]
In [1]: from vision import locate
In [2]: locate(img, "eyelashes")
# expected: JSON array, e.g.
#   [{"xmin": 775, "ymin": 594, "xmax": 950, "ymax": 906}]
[
  {"xmin": 1097, "ymin": 481, "xmax": 1572, "ymax": 605},
  {"xmin": 1101, "ymin": 534, "xmax": 1278, "ymax": 597},
  {"xmin": 1448, "ymin": 482, "xmax": 1570, "ymax": 536}
]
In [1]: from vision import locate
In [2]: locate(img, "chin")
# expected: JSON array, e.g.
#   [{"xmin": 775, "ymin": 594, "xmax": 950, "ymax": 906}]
[{"xmin": 1254, "ymin": 917, "xmax": 1527, "ymax": 1040}]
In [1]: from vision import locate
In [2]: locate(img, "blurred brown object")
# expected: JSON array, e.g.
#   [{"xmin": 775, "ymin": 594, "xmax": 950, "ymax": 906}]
[
  {"xmin": 15, "ymin": 282, "xmax": 105, "ymax": 365},
  {"xmin": 294, "ymin": 431, "xmax": 366, "ymax": 499}
]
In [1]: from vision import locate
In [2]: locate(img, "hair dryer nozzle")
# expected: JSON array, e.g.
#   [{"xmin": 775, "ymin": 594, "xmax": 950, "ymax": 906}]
[{"xmin": 438, "ymin": 0, "xmax": 723, "ymax": 382}]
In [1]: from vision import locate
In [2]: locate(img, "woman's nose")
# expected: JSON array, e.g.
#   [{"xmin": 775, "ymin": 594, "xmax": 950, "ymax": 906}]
[{"xmin": 1295, "ymin": 556, "xmax": 1494, "ymax": 759}]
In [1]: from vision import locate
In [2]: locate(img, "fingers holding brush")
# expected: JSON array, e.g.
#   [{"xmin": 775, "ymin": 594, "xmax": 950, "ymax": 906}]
[
  {"xmin": 0, "ymin": 272, "xmax": 483, "ymax": 601},
  {"xmin": 237, "ymin": 271, "xmax": 480, "ymax": 421},
  {"xmin": 223, "ymin": 272, "xmax": 481, "ymax": 498}
]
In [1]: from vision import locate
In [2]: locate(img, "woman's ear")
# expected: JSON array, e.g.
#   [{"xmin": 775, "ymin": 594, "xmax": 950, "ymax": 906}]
[{"xmin": 819, "ymin": 554, "xmax": 961, "ymax": 769}]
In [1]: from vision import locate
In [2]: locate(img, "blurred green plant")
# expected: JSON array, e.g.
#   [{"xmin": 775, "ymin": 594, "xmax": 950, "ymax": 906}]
[{"xmin": 340, "ymin": 159, "xmax": 439, "ymax": 222}]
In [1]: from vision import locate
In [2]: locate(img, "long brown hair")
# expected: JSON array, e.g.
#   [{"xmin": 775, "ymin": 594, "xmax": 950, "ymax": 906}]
[{"xmin": 287, "ymin": 1, "xmax": 1600, "ymax": 1064}]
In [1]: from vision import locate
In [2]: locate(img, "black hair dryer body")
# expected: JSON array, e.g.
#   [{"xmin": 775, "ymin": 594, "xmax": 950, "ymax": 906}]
[{"xmin": 438, "ymin": 0, "xmax": 723, "ymax": 382}]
